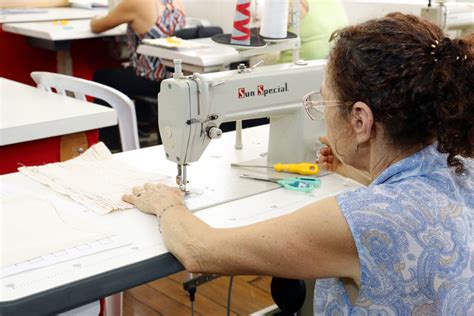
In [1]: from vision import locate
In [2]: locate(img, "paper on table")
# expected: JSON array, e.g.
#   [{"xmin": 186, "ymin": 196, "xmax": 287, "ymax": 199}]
[
  {"xmin": 0, "ymin": 197, "xmax": 107, "ymax": 269},
  {"xmin": 0, "ymin": 181, "xmax": 30, "ymax": 199},
  {"xmin": 69, "ymin": 0, "xmax": 108, "ymax": 8},
  {"xmin": 0, "ymin": 9, "xmax": 48, "ymax": 14},
  {"xmin": 1, "ymin": 234, "xmax": 130, "ymax": 279},
  {"xmin": 18, "ymin": 142, "xmax": 173, "ymax": 215},
  {"xmin": 142, "ymin": 37, "xmax": 210, "ymax": 50}
]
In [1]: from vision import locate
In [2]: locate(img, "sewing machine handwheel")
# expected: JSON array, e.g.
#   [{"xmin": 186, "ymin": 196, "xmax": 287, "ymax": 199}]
[
  {"xmin": 207, "ymin": 126, "xmax": 222, "ymax": 139},
  {"xmin": 270, "ymin": 277, "xmax": 306, "ymax": 314}
]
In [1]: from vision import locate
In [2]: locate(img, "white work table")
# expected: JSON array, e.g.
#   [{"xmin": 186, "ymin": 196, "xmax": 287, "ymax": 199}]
[
  {"xmin": 0, "ymin": 78, "xmax": 116, "ymax": 146},
  {"xmin": 0, "ymin": 7, "xmax": 108, "ymax": 24},
  {"xmin": 137, "ymin": 37, "xmax": 249, "ymax": 73},
  {"xmin": 0, "ymin": 126, "xmax": 362, "ymax": 314},
  {"xmin": 1, "ymin": 8, "xmax": 126, "ymax": 75},
  {"xmin": 2, "ymin": 19, "xmax": 126, "ymax": 41}
]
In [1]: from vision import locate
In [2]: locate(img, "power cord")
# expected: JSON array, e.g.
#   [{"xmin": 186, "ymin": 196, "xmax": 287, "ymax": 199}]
[
  {"xmin": 186, "ymin": 285, "xmax": 196, "ymax": 316},
  {"xmin": 226, "ymin": 276, "xmax": 234, "ymax": 316},
  {"xmin": 183, "ymin": 274, "xmax": 225, "ymax": 315}
]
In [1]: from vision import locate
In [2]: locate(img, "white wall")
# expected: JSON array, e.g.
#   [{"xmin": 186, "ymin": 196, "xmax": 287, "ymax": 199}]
[
  {"xmin": 342, "ymin": 0, "xmax": 425, "ymax": 24},
  {"xmin": 182, "ymin": 0, "xmax": 236, "ymax": 32},
  {"xmin": 181, "ymin": 0, "xmax": 429, "ymax": 32},
  {"xmin": 182, "ymin": 0, "xmax": 473, "ymax": 33}
]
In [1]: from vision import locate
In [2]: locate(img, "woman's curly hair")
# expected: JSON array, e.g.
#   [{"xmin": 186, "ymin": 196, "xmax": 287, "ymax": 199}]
[{"xmin": 328, "ymin": 13, "xmax": 473, "ymax": 174}]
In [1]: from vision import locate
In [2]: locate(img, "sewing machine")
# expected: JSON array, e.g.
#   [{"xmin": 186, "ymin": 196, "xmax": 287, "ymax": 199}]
[
  {"xmin": 158, "ymin": 59, "xmax": 327, "ymax": 192},
  {"xmin": 421, "ymin": 1, "xmax": 474, "ymax": 36}
]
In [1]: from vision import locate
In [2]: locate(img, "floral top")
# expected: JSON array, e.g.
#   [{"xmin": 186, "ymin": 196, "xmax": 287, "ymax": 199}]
[
  {"xmin": 315, "ymin": 145, "xmax": 473, "ymax": 315},
  {"xmin": 127, "ymin": 0, "xmax": 185, "ymax": 81}
]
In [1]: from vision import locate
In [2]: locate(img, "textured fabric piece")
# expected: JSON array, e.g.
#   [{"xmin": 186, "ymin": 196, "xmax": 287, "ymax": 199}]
[
  {"xmin": 315, "ymin": 145, "xmax": 473, "ymax": 315},
  {"xmin": 127, "ymin": 0, "xmax": 186, "ymax": 81},
  {"xmin": 19, "ymin": 142, "xmax": 171, "ymax": 215}
]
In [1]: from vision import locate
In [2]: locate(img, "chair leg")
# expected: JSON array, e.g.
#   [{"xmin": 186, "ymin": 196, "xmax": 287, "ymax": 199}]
[{"xmin": 104, "ymin": 292, "xmax": 123, "ymax": 316}]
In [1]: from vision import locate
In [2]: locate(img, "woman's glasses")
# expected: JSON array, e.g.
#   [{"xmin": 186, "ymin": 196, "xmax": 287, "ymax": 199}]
[{"xmin": 302, "ymin": 91, "xmax": 342, "ymax": 121}]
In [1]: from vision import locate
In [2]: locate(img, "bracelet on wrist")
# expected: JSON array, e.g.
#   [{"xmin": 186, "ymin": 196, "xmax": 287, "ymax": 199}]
[{"xmin": 158, "ymin": 203, "xmax": 184, "ymax": 233}]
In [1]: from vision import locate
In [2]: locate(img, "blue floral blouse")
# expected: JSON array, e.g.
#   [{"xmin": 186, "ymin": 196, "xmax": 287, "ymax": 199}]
[{"xmin": 315, "ymin": 145, "xmax": 473, "ymax": 315}]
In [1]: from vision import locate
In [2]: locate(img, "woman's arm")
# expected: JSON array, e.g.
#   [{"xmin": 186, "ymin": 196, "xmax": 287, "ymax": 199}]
[
  {"xmin": 90, "ymin": 0, "xmax": 137, "ymax": 33},
  {"xmin": 123, "ymin": 184, "xmax": 360, "ymax": 284}
]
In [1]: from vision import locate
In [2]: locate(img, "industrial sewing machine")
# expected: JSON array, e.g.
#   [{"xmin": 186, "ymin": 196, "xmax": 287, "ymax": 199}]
[
  {"xmin": 158, "ymin": 59, "xmax": 327, "ymax": 192},
  {"xmin": 421, "ymin": 0, "xmax": 474, "ymax": 36}
]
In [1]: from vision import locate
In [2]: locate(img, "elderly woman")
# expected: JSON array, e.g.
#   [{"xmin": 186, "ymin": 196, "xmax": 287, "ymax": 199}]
[{"xmin": 123, "ymin": 13, "xmax": 473, "ymax": 314}]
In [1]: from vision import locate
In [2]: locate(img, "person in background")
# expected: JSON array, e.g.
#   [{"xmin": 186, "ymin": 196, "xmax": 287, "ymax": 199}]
[
  {"xmin": 123, "ymin": 13, "xmax": 473, "ymax": 314},
  {"xmin": 279, "ymin": 0, "xmax": 347, "ymax": 62},
  {"xmin": 90, "ymin": 0, "xmax": 185, "ymax": 150}
]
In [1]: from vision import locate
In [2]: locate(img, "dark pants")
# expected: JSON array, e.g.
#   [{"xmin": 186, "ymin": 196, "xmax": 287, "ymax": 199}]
[{"xmin": 93, "ymin": 67, "xmax": 162, "ymax": 150}]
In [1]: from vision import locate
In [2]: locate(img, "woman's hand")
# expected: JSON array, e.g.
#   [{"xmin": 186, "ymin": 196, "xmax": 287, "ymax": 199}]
[
  {"xmin": 122, "ymin": 183, "xmax": 184, "ymax": 217},
  {"xmin": 123, "ymin": 183, "xmax": 205, "ymax": 272},
  {"xmin": 318, "ymin": 136, "xmax": 371, "ymax": 185},
  {"xmin": 318, "ymin": 136, "xmax": 342, "ymax": 172}
]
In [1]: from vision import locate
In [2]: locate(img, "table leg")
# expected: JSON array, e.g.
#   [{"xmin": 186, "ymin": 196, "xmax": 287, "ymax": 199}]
[{"xmin": 57, "ymin": 49, "xmax": 73, "ymax": 75}]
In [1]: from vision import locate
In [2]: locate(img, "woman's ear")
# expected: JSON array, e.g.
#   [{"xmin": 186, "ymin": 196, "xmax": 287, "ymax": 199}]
[{"xmin": 349, "ymin": 101, "xmax": 374, "ymax": 144}]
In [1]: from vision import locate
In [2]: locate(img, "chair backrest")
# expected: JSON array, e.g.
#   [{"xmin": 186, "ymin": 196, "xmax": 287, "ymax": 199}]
[{"xmin": 30, "ymin": 72, "xmax": 139, "ymax": 152}]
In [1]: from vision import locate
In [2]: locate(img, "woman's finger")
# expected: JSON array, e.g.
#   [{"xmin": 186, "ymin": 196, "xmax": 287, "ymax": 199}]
[
  {"xmin": 320, "ymin": 147, "xmax": 331, "ymax": 155},
  {"xmin": 132, "ymin": 186, "xmax": 143, "ymax": 195},
  {"xmin": 122, "ymin": 194, "xmax": 137, "ymax": 205},
  {"xmin": 177, "ymin": 189, "xmax": 185, "ymax": 198},
  {"xmin": 319, "ymin": 136, "xmax": 329, "ymax": 146},
  {"xmin": 144, "ymin": 183, "xmax": 155, "ymax": 190}
]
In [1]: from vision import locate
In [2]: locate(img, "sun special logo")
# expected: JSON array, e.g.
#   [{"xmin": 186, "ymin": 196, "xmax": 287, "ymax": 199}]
[
  {"xmin": 237, "ymin": 83, "xmax": 288, "ymax": 99},
  {"xmin": 238, "ymin": 87, "xmax": 247, "ymax": 99}
]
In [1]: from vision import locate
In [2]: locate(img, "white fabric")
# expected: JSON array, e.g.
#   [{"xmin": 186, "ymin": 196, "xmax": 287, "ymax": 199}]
[{"xmin": 19, "ymin": 142, "xmax": 171, "ymax": 215}]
